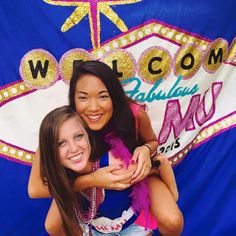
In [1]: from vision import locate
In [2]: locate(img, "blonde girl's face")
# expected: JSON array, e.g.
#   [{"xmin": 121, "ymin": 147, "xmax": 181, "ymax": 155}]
[
  {"xmin": 74, "ymin": 74, "xmax": 113, "ymax": 131},
  {"xmin": 58, "ymin": 117, "xmax": 91, "ymax": 173}
]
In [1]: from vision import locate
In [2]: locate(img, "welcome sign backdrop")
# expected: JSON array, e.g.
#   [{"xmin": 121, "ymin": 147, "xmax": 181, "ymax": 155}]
[{"xmin": 0, "ymin": 1, "xmax": 236, "ymax": 235}]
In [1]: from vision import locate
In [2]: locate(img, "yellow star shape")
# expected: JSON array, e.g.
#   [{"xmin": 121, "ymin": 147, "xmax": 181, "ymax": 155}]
[{"xmin": 43, "ymin": 0, "xmax": 141, "ymax": 49}]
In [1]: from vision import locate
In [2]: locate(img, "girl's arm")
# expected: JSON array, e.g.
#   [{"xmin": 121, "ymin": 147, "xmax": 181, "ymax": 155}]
[
  {"xmin": 137, "ymin": 108, "xmax": 158, "ymax": 153},
  {"xmin": 28, "ymin": 150, "xmax": 133, "ymax": 196},
  {"xmin": 131, "ymin": 108, "xmax": 158, "ymax": 183},
  {"xmin": 28, "ymin": 148, "xmax": 51, "ymax": 198},
  {"xmin": 153, "ymin": 153, "xmax": 179, "ymax": 201},
  {"xmin": 45, "ymin": 199, "xmax": 65, "ymax": 236},
  {"xmin": 72, "ymin": 165, "xmax": 134, "ymax": 191}
]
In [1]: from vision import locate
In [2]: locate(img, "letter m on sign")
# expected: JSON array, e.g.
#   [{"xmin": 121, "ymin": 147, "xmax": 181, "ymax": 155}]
[
  {"xmin": 158, "ymin": 96, "xmax": 200, "ymax": 145},
  {"xmin": 158, "ymin": 82, "xmax": 222, "ymax": 145}
]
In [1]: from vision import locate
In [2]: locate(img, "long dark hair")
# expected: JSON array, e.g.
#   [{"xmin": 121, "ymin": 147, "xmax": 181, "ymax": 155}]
[
  {"xmin": 69, "ymin": 60, "xmax": 137, "ymax": 153},
  {"xmin": 39, "ymin": 106, "xmax": 97, "ymax": 236}
]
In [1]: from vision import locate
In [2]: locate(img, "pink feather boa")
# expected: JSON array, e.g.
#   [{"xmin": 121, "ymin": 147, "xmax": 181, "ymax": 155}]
[{"xmin": 105, "ymin": 133, "xmax": 150, "ymax": 226}]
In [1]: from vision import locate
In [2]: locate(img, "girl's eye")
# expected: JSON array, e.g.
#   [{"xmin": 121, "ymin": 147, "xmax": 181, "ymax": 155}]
[
  {"xmin": 58, "ymin": 140, "xmax": 65, "ymax": 147},
  {"xmin": 99, "ymin": 95, "xmax": 110, "ymax": 100},
  {"xmin": 75, "ymin": 133, "xmax": 84, "ymax": 140},
  {"xmin": 78, "ymin": 96, "xmax": 87, "ymax": 101}
]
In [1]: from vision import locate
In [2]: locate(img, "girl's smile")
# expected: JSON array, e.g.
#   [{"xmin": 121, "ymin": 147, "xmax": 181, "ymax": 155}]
[
  {"xmin": 74, "ymin": 74, "xmax": 113, "ymax": 131},
  {"xmin": 58, "ymin": 117, "xmax": 91, "ymax": 173}
]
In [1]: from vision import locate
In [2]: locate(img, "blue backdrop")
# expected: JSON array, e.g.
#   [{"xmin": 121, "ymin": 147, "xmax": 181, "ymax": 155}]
[{"xmin": 0, "ymin": 1, "xmax": 236, "ymax": 235}]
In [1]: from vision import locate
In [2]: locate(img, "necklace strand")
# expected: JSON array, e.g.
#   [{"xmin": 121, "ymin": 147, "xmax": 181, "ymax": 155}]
[{"xmin": 74, "ymin": 160, "xmax": 100, "ymax": 225}]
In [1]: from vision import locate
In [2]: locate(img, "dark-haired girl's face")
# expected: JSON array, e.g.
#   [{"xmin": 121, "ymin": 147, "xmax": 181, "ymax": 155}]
[{"xmin": 74, "ymin": 74, "xmax": 113, "ymax": 131}]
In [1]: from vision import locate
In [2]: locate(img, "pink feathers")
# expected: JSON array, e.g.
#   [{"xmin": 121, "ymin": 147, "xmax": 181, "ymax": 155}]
[{"xmin": 105, "ymin": 133, "xmax": 150, "ymax": 224}]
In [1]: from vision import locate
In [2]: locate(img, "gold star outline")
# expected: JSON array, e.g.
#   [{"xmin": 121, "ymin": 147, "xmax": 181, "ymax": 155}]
[{"xmin": 43, "ymin": 0, "xmax": 141, "ymax": 49}]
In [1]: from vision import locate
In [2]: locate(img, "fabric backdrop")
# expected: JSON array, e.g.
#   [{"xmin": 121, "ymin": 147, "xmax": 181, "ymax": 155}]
[{"xmin": 0, "ymin": 0, "xmax": 236, "ymax": 235}]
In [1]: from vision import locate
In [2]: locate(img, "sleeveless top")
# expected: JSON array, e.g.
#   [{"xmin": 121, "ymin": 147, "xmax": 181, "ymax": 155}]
[{"xmin": 91, "ymin": 152, "xmax": 137, "ymax": 233}]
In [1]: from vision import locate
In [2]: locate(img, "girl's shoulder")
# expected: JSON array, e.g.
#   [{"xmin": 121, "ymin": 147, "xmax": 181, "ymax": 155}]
[{"xmin": 129, "ymin": 102, "xmax": 146, "ymax": 117}]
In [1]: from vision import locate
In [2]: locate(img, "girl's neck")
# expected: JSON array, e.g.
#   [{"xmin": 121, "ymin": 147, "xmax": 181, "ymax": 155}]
[{"xmin": 91, "ymin": 121, "xmax": 114, "ymax": 136}]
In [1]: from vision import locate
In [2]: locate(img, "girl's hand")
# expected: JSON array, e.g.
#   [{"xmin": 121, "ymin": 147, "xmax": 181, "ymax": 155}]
[
  {"xmin": 91, "ymin": 165, "xmax": 134, "ymax": 190},
  {"xmin": 131, "ymin": 145, "xmax": 152, "ymax": 184}
]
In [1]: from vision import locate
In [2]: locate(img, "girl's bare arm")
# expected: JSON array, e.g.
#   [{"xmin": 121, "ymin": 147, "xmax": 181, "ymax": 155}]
[
  {"xmin": 131, "ymin": 108, "xmax": 158, "ymax": 182},
  {"xmin": 28, "ymin": 148, "xmax": 51, "ymax": 198},
  {"xmin": 72, "ymin": 164, "xmax": 134, "ymax": 191},
  {"xmin": 28, "ymin": 150, "xmax": 133, "ymax": 197}
]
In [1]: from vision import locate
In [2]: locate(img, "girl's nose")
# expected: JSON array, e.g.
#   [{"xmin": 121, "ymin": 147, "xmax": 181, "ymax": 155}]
[
  {"xmin": 88, "ymin": 99, "xmax": 100, "ymax": 111},
  {"xmin": 69, "ymin": 141, "xmax": 78, "ymax": 153}
]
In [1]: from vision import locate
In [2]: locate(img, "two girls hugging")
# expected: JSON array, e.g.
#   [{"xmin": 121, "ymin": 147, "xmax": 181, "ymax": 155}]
[{"xmin": 28, "ymin": 61, "xmax": 183, "ymax": 236}]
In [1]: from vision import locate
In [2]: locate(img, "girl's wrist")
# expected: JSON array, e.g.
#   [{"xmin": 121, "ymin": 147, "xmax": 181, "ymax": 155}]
[
  {"xmin": 90, "ymin": 172, "xmax": 98, "ymax": 188},
  {"xmin": 143, "ymin": 144, "xmax": 152, "ymax": 156},
  {"xmin": 143, "ymin": 143, "xmax": 158, "ymax": 158}
]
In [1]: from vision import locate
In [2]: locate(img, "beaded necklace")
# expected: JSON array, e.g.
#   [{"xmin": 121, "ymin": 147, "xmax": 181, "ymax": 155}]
[{"xmin": 73, "ymin": 160, "xmax": 101, "ymax": 234}]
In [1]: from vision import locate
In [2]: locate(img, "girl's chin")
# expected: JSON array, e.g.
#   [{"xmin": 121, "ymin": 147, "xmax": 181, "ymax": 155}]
[
  {"xmin": 87, "ymin": 123, "xmax": 103, "ymax": 131},
  {"xmin": 73, "ymin": 164, "xmax": 90, "ymax": 174},
  {"xmin": 71, "ymin": 163, "xmax": 85, "ymax": 173}
]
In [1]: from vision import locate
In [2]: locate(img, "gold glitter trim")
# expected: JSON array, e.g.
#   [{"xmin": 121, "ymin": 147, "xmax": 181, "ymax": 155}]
[
  {"xmin": 194, "ymin": 114, "xmax": 236, "ymax": 146},
  {"xmin": 0, "ymin": 81, "xmax": 32, "ymax": 106},
  {"xmin": 0, "ymin": 141, "xmax": 34, "ymax": 164},
  {"xmin": 227, "ymin": 37, "xmax": 236, "ymax": 64},
  {"xmin": 91, "ymin": 21, "xmax": 211, "ymax": 58},
  {"xmin": 169, "ymin": 113, "xmax": 236, "ymax": 166},
  {"xmin": 169, "ymin": 142, "xmax": 194, "ymax": 167}
]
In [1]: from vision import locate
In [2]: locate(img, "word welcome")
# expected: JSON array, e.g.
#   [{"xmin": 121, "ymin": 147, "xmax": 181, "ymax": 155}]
[{"xmin": 19, "ymin": 38, "xmax": 231, "ymax": 89}]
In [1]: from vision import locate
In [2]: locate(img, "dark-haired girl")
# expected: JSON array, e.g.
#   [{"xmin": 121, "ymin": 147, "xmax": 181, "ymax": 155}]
[{"xmin": 29, "ymin": 61, "xmax": 183, "ymax": 236}]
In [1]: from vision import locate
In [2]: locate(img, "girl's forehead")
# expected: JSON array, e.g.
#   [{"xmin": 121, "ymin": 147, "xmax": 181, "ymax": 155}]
[
  {"xmin": 76, "ymin": 74, "xmax": 107, "ymax": 88},
  {"xmin": 75, "ymin": 119, "xmax": 87, "ymax": 132},
  {"xmin": 60, "ymin": 117, "xmax": 86, "ymax": 132}
]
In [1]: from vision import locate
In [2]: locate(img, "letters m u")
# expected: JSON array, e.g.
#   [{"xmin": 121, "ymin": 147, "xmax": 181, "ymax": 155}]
[{"xmin": 158, "ymin": 82, "xmax": 222, "ymax": 145}]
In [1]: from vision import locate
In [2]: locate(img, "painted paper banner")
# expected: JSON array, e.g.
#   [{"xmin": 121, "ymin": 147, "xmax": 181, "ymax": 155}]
[{"xmin": 0, "ymin": 0, "xmax": 236, "ymax": 235}]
